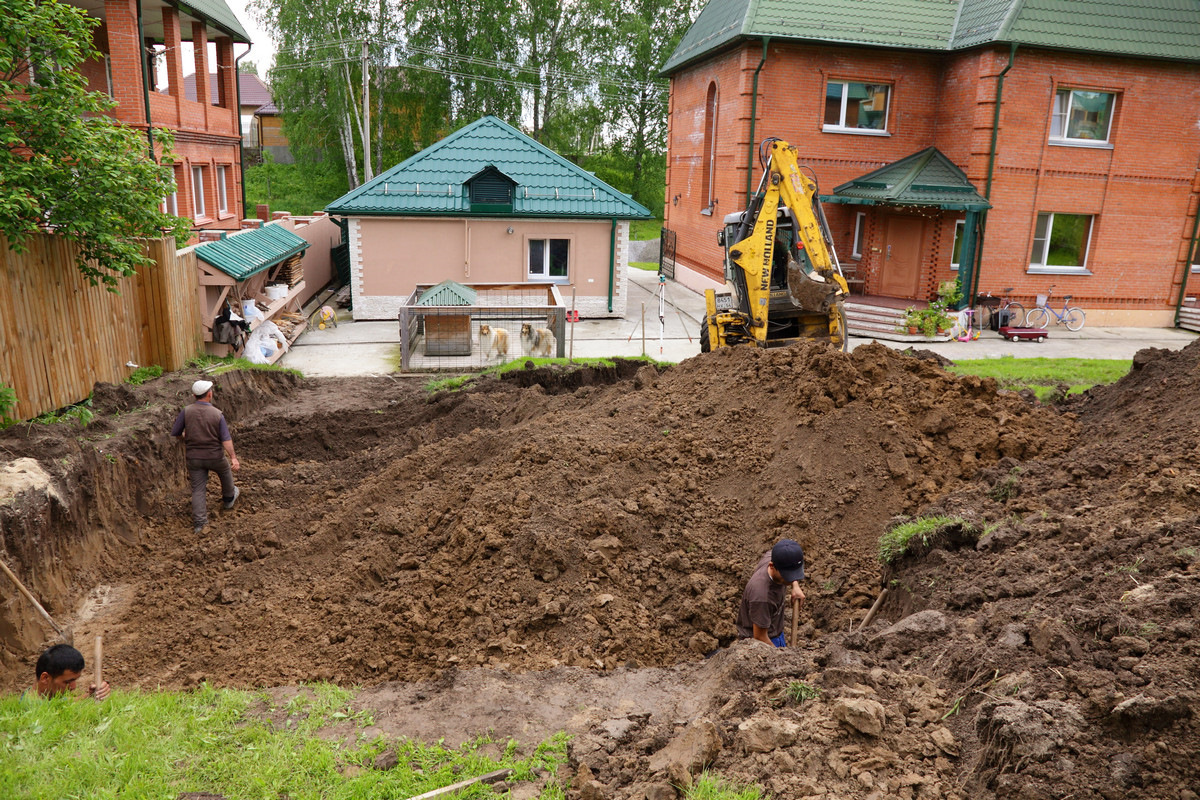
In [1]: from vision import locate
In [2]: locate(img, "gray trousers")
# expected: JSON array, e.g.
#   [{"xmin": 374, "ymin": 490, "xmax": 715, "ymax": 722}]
[{"xmin": 187, "ymin": 456, "xmax": 236, "ymax": 528}]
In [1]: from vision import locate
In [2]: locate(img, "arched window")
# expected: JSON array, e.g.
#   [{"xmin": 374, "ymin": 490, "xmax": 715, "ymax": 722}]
[{"xmin": 700, "ymin": 82, "xmax": 718, "ymax": 213}]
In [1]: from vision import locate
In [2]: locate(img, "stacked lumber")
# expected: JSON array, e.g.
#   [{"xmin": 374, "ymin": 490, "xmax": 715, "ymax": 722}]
[{"xmin": 276, "ymin": 254, "xmax": 304, "ymax": 286}]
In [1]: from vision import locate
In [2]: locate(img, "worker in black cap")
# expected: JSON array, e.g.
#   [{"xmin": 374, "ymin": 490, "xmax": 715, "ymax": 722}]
[{"xmin": 735, "ymin": 538, "xmax": 806, "ymax": 646}]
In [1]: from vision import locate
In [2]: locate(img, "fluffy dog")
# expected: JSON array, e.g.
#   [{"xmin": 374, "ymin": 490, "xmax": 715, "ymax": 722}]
[
  {"xmin": 520, "ymin": 323, "xmax": 556, "ymax": 358},
  {"xmin": 479, "ymin": 324, "xmax": 509, "ymax": 361}
]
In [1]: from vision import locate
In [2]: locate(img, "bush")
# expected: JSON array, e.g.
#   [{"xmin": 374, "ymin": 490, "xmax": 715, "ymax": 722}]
[
  {"xmin": 0, "ymin": 382, "xmax": 16, "ymax": 420},
  {"xmin": 126, "ymin": 365, "xmax": 163, "ymax": 385}
]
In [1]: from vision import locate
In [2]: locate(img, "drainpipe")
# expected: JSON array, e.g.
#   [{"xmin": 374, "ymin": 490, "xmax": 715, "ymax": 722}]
[
  {"xmin": 745, "ymin": 38, "xmax": 769, "ymax": 203},
  {"xmin": 235, "ymin": 44, "xmax": 252, "ymax": 220},
  {"xmin": 973, "ymin": 43, "xmax": 1017, "ymax": 301},
  {"xmin": 608, "ymin": 218, "xmax": 617, "ymax": 313},
  {"xmin": 136, "ymin": 0, "xmax": 154, "ymax": 157},
  {"xmin": 1174, "ymin": 208, "xmax": 1200, "ymax": 326}
]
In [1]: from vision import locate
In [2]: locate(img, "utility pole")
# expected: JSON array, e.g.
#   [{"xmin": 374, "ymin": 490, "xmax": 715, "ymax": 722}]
[{"xmin": 362, "ymin": 39, "xmax": 373, "ymax": 182}]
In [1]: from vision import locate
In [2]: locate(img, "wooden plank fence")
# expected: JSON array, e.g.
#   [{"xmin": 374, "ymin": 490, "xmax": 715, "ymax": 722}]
[{"xmin": 0, "ymin": 233, "xmax": 202, "ymax": 420}]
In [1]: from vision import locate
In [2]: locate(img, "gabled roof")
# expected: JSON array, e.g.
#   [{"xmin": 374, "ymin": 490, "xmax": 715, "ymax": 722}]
[
  {"xmin": 823, "ymin": 147, "xmax": 990, "ymax": 211},
  {"xmin": 181, "ymin": 73, "xmax": 273, "ymax": 108},
  {"xmin": 195, "ymin": 224, "xmax": 310, "ymax": 281},
  {"xmin": 661, "ymin": 0, "xmax": 1200, "ymax": 74},
  {"xmin": 325, "ymin": 116, "xmax": 651, "ymax": 219},
  {"xmin": 416, "ymin": 281, "xmax": 478, "ymax": 306}
]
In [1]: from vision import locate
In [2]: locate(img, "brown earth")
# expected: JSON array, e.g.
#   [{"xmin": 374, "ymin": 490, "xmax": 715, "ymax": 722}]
[{"xmin": 1, "ymin": 341, "xmax": 1197, "ymax": 799}]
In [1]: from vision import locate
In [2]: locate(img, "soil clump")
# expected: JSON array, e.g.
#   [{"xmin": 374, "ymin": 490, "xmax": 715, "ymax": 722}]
[{"xmin": 1, "ymin": 340, "xmax": 1197, "ymax": 798}]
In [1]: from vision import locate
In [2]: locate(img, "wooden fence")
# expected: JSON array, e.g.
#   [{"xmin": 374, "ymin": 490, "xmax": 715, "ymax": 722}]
[{"xmin": 0, "ymin": 233, "xmax": 202, "ymax": 420}]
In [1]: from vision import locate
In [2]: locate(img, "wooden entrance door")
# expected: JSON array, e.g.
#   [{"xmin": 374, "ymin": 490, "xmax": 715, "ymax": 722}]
[{"xmin": 878, "ymin": 215, "xmax": 924, "ymax": 298}]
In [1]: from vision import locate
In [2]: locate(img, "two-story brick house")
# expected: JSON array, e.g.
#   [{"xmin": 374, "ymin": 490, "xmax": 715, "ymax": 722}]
[
  {"xmin": 661, "ymin": 0, "xmax": 1200, "ymax": 326},
  {"xmin": 75, "ymin": 0, "xmax": 251, "ymax": 234}
]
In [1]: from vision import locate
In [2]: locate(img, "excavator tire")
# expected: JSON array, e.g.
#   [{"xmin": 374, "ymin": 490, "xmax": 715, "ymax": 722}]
[{"xmin": 699, "ymin": 323, "xmax": 711, "ymax": 353}]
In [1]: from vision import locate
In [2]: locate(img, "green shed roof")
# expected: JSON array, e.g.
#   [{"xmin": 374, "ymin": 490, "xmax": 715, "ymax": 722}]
[
  {"xmin": 661, "ymin": 0, "xmax": 1200, "ymax": 74},
  {"xmin": 195, "ymin": 224, "xmax": 309, "ymax": 281},
  {"xmin": 171, "ymin": 0, "xmax": 251, "ymax": 43},
  {"xmin": 415, "ymin": 280, "xmax": 478, "ymax": 306},
  {"xmin": 822, "ymin": 147, "xmax": 991, "ymax": 211},
  {"xmin": 326, "ymin": 116, "xmax": 652, "ymax": 219}
]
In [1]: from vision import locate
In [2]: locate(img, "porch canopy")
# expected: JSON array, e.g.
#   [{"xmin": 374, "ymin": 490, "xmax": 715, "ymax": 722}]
[{"xmin": 820, "ymin": 147, "xmax": 989, "ymax": 306}]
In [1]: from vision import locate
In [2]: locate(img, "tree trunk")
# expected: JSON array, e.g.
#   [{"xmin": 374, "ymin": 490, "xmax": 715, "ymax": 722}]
[{"xmin": 340, "ymin": 113, "xmax": 360, "ymax": 189}]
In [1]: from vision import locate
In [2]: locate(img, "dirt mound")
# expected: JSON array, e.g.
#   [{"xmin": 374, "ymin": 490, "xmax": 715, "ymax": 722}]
[{"xmin": 2, "ymin": 340, "xmax": 1197, "ymax": 798}]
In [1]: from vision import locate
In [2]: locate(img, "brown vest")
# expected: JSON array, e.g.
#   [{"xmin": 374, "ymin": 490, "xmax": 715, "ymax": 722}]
[{"xmin": 182, "ymin": 402, "xmax": 226, "ymax": 460}]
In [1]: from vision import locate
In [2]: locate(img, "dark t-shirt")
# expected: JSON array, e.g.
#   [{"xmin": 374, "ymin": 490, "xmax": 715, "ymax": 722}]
[{"xmin": 736, "ymin": 551, "xmax": 786, "ymax": 639}]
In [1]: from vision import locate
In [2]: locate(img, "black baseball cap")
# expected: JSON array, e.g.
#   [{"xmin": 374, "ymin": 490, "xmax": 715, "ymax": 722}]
[{"xmin": 771, "ymin": 539, "xmax": 805, "ymax": 583}]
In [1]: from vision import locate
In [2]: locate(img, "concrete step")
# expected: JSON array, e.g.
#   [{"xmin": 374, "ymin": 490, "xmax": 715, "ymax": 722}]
[{"xmin": 1179, "ymin": 307, "xmax": 1200, "ymax": 333}]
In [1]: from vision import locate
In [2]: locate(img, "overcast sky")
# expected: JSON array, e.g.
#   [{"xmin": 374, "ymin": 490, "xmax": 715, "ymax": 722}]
[{"xmin": 225, "ymin": 0, "xmax": 276, "ymax": 71}]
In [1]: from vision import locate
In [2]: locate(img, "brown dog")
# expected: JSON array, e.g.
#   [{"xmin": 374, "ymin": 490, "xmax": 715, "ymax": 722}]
[
  {"xmin": 479, "ymin": 324, "xmax": 509, "ymax": 361},
  {"xmin": 520, "ymin": 323, "xmax": 556, "ymax": 358}
]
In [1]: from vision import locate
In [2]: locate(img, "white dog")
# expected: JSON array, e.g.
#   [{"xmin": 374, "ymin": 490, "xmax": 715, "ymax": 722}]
[
  {"xmin": 479, "ymin": 324, "xmax": 509, "ymax": 361},
  {"xmin": 520, "ymin": 323, "xmax": 556, "ymax": 358}
]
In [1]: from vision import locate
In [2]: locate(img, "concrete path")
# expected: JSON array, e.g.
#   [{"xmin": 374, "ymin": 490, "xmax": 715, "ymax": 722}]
[{"xmin": 280, "ymin": 268, "xmax": 1198, "ymax": 376}]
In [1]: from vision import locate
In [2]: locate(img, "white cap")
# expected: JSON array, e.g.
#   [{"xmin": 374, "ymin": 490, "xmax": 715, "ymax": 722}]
[{"xmin": 192, "ymin": 380, "xmax": 214, "ymax": 396}]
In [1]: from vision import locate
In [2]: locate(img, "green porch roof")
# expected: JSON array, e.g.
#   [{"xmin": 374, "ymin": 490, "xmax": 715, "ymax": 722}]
[
  {"xmin": 822, "ymin": 147, "xmax": 991, "ymax": 211},
  {"xmin": 195, "ymin": 224, "xmax": 309, "ymax": 281},
  {"xmin": 325, "ymin": 116, "xmax": 651, "ymax": 219},
  {"xmin": 172, "ymin": 0, "xmax": 251, "ymax": 43},
  {"xmin": 416, "ymin": 280, "xmax": 477, "ymax": 306},
  {"xmin": 661, "ymin": 0, "xmax": 1200, "ymax": 74}
]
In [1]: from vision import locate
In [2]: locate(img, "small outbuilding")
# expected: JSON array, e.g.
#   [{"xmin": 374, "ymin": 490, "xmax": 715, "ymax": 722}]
[{"xmin": 325, "ymin": 116, "xmax": 652, "ymax": 321}]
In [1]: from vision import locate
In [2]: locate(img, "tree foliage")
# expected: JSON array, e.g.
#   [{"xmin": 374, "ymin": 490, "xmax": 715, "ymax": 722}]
[{"xmin": 0, "ymin": 0, "xmax": 188, "ymax": 287}]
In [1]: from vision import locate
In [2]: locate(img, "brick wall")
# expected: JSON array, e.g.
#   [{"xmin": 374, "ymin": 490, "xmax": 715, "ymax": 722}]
[{"xmin": 666, "ymin": 40, "xmax": 1200, "ymax": 317}]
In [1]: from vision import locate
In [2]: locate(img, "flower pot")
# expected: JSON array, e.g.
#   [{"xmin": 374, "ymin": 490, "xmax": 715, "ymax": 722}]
[{"xmin": 907, "ymin": 326, "xmax": 919, "ymax": 335}]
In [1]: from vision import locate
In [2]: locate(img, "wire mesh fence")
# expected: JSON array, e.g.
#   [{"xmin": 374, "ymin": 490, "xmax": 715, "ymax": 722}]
[{"xmin": 398, "ymin": 283, "xmax": 568, "ymax": 371}]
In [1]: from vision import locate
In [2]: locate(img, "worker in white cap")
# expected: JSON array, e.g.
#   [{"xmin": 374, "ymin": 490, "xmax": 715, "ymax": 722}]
[{"xmin": 170, "ymin": 379, "xmax": 240, "ymax": 533}]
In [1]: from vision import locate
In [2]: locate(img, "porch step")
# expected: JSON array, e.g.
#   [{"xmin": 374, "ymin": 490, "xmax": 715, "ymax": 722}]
[
  {"xmin": 845, "ymin": 301, "xmax": 954, "ymax": 343},
  {"xmin": 1180, "ymin": 306, "xmax": 1200, "ymax": 333}
]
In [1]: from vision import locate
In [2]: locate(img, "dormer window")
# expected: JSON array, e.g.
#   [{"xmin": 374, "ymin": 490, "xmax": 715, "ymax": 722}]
[{"xmin": 466, "ymin": 166, "xmax": 516, "ymax": 213}]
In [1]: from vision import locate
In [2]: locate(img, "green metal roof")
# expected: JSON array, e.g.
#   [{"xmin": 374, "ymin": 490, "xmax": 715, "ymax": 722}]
[
  {"xmin": 171, "ymin": 0, "xmax": 251, "ymax": 43},
  {"xmin": 195, "ymin": 224, "xmax": 309, "ymax": 281},
  {"xmin": 415, "ymin": 280, "xmax": 477, "ymax": 306},
  {"xmin": 822, "ymin": 147, "xmax": 991, "ymax": 211},
  {"xmin": 661, "ymin": 0, "xmax": 1200, "ymax": 73},
  {"xmin": 326, "ymin": 116, "xmax": 652, "ymax": 219}
]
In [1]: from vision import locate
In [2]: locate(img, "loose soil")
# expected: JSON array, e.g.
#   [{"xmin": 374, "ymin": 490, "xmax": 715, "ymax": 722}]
[{"xmin": 1, "ymin": 341, "xmax": 1197, "ymax": 799}]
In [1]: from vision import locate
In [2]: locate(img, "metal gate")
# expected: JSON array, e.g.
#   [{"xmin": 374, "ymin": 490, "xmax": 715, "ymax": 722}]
[{"xmin": 659, "ymin": 228, "xmax": 677, "ymax": 280}]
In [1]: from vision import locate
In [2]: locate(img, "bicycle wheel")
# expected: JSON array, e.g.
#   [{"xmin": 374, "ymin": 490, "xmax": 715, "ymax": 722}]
[
  {"xmin": 1024, "ymin": 306, "xmax": 1050, "ymax": 329},
  {"xmin": 1064, "ymin": 307, "xmax": 1085, "ymax": 331},
  {"xmin": 977, "ymin": 306, "xmax": 994, "ymax": 332},
  {"xmin": 1006, "ymin": 302, "xmax": 1026, "ymax": 328}
]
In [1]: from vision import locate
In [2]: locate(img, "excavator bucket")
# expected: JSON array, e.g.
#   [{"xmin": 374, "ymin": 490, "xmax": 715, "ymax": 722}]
[{"xmin": 786, "ymin": 257, "xmax": 840, "ymax": 313}]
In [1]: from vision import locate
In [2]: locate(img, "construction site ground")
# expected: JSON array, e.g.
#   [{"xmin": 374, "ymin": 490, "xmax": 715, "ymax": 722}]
[{"xmin": 2, "ymin": 340, "xmax": 1198, "ymax": 799}]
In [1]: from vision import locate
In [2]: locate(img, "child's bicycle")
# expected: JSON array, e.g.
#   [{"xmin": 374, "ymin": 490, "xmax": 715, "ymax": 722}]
[{"xmin": 1024, "ymin": 286, "xmax": 1085, "ymax": 331}]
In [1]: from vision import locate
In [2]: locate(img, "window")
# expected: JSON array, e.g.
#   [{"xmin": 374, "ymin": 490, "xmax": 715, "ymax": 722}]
[
  {"xmin": 852, "ymin": 212, "xmax": 866, "ymax": 258},
  {"xmin": 191, "ymin": 165, "xmax": 206, "ymax": 218},
  {"xmin": 950, "ymin": 220, "xmax": 965, "ymax": 270},
  {"xmin": 824, "ymin": 81, "xmax": 890, "ymax": 133},
  {"xmin": 216, "ymin": 166, "xmax": 228, "ymax": 214},
  {"xmin": 1030, "ymin": 212, "xmax": 1093, "ymax": 273},
  {"xmin": 1050, "ymin": 89, "xmax": 1115, "ymax": 145},
  {"xmin": 700, "ymin": 82, "xmax": 718, "ymax": 213},
  {"xmin": 528, "ymin": 238, "xmax": 569, "ymax": 281},
  {"xmin": 163, "ymin": 185, "xmax": 177, "ymax": 215}
]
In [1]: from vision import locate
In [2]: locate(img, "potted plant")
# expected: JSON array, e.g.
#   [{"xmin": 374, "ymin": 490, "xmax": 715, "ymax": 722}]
[{"xmin": 902, "ymin": 307, "xmax": 922, "ymax": 335}]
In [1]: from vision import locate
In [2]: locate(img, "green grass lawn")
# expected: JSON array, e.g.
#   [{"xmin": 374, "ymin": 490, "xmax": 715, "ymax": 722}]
[
  {"xmin": 1, "ymin": 684, "xmax": 567, "ymax": 800},
  {"xmin": 629, "ymin": 261, "xmax": 659, "ymax": 271},
  {"xmin": 629, "ymin": 219, "xmax": 663, "ymax": 241},
  {"xmin": 947, "ymin": 357, "xmax": 1131, "ymax": 401}
]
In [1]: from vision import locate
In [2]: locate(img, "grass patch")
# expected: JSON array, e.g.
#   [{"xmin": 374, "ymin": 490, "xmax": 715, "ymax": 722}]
[
  {"xmin": 126, "ymin": 365, "xmax": 163, "ymax": 385},
  {"xmin": 947, "ymin": 357, "xmax": 1131, "ymax": 401},
  {"xmin": 185, "ymin": 355, "xmax": 304, "ymax": 378},
  {"xmin": 784, "ymin": 681, "xmax": 820, "ymax": 704},
  {"xmin": 878, "ymin": 515, "xmax": 964, "ymax": 563},
  {"xmin": 424, "ymin": 356, "xmax": 671, "ymax": 393},
  {"xmin": 29, "ymin": 397, "xmax": 94, "ymax": 427},
  {"xmin": 685, "ymin": 772, "xmax": 762, "ymax": 800},
  {"xmin": 629, "ymin": 219, "xmax": 663, "ymax": 241},
  {"xmin": 0, "ymin": 683, "xmax": 568, "ymax": 799},
  {"xmin": 629, "ymin": 261, "xmax": 659, "ymax": 271}
]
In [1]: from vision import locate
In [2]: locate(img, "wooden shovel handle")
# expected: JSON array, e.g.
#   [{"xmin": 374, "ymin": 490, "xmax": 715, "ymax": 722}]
[{"xmin": 790, "ymin": 597, "xmax": 799, "ymax": 647}]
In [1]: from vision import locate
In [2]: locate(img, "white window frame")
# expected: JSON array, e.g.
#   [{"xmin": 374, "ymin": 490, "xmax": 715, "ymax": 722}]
[
  {"xmin": 527, "ymin": 237, "xmax": 570, "ymax": 283},
  {"xmin": 852, "ymin": 212, "xmax": 866, "ymax": 259},
  {"xmin": 1049, "ymin": 88, "xmax": 1115, "ymax": 148},
  {"xmin": 823, "ymin": 80, "xmax": 891, "ymax": 136},
  {"xmin": 162, "ymin": 187, "xmax": 177, "ymax": 215},
  {"xmin": 191, "ymin": 165, "xmax": 206, "ymax": 219},
  {"xmin": 950, "ymin": 220, "xmax": 965, "ymax": 270},
  {"xmin": 1028, "ymin": 212, "xmax": 1094, "ymax": 275},
  {"xmin": 216, "ymin": 165, "xmax": 228, "ymax": 214}
]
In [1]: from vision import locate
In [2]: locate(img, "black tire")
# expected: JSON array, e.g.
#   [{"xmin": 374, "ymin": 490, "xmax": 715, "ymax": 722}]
[
  {"xmin": 978, "ymin": 305, "xmax": 994, "ymax": 332},
  {"xmin": 700, "ymin": 322, "xmax": 711, "ymax": 353},
  {"xmin": 1064, "ymin": 307, "xmax": 1085, "ymax": 331},
  {"xmin": 1006, "ymin": 302, "xmax": 1026, "ymax": 328}
]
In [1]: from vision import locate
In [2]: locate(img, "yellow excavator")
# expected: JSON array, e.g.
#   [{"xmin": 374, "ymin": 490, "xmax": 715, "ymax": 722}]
[{"xmin": 701, "ymin": 138, "xmax": 849, "ymax": 352}]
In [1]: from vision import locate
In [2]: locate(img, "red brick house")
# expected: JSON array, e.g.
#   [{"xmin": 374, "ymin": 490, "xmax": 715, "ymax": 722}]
[
  {"xmin": 76, "ymin": 0, "xmax": 251, "ymax": 234},
  {"xmin": 660, "ymin": 0, "xmax": 1200, "ymax": 327}
]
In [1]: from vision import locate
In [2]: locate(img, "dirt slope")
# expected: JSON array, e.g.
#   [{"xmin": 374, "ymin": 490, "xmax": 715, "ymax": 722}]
[{"xmin": 1, "ymin": 341, "xmax": 1196, "ymax": 799}]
